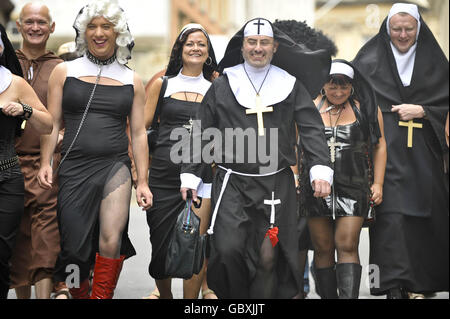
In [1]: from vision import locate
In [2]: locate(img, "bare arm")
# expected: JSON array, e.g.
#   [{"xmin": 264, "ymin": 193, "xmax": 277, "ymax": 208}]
[
  {"xmin": 130, "ymin": 72, "xmax": 153, "ymax": 210},
  {"xmin": 371, "ymin": 107, "xmax": 387, "ymax": 205},
  {"xmin": 1, "ymin": 75, "xmax": 52, "ymax": 134},
  {"xmin": 143, "ymin": 77, "xmax": 163, "ymax": 129},
  {"xmin": 37, "ymin": 63, "xmax": 66, "ymax": 189}
]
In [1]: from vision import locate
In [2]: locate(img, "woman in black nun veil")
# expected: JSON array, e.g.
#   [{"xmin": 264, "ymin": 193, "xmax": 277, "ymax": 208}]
[
  {"xmin": 301, "ymin": 59, "xmax": 386, "ymax": 299},
  {"xmin": 144, "ymin": 23, "xmax": 218, "ymax": 299}
]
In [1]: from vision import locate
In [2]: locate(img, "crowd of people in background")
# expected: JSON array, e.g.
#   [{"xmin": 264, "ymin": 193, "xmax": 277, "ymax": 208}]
[{"xmin": 0, "ymin": 0, "xmax": 448, "ymax": 300}]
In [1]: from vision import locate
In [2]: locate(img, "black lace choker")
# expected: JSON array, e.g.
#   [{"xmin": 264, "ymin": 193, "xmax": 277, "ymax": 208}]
[{"xmin": 86, "ymin": 50, "xmax": 116, "ymax": 66}]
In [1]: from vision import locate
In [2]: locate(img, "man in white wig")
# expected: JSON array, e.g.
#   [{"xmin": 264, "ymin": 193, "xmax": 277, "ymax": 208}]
[
  {"xmin": 180, "ymin": 18, "xmax": 333, "ymax": 298},
  {"xmin": 38, "ymin": 0, "xmax": 152, "ymax": 299},
  {"xmin": 354, "ymin": 3, "xmax": 449, "ymax": 299}
]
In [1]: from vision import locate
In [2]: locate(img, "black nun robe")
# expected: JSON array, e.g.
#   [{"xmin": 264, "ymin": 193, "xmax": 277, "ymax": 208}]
[
  {"xmin": 181, "ymin": 18, "xmax": 332, "ymax": 298},
  {"xmin": 353, "ymin": 15, "xmax": 449, "ymax": 296}
]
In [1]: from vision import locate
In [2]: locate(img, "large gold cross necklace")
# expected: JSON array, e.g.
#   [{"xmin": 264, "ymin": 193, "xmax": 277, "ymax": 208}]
[{"xmin": 243, "ymin": 64, "xmax": 273, "ymax": 136}]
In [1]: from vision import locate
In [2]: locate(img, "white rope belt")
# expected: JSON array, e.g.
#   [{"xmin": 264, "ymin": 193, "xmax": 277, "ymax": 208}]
[{"xmin": 207, "ymin": 165, "xmax": 286, "ymax": 235}]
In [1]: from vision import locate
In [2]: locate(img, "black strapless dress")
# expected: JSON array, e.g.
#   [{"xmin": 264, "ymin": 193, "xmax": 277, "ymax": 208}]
[{"xmin": 53, "ymin": 78, "xmax": 136, "ymax": 283}]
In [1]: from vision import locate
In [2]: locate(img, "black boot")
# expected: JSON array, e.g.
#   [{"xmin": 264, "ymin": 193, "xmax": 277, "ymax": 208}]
[
  {"xmin": 0, "ymin": 282, "xmax": 9, "ymax": 299},
  {"xmin": 336, "ymin": 263, "xmax": 362, "ymax": 299},
  {"xmin": 386, "ymin": 287, "xmax": 408, "ymax": 299},
  {"xmin": 313, "ymin": 265, "xmax": 338, "ymax": 299}
]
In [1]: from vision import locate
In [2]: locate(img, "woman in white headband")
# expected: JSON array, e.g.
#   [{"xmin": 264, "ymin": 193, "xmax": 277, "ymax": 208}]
[{"xmin": 299, "ymin": 59, "xmax": 386, "ymax": 299}]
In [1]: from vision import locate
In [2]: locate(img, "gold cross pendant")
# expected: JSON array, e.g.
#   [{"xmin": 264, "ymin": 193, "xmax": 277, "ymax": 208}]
[
  {"xmin": 399, "ymin": 120, "xmax": 423, "ymax": 148},
  {"xmin": 245, "ymin": 94, "xmax": 273, "ymax": 136}
]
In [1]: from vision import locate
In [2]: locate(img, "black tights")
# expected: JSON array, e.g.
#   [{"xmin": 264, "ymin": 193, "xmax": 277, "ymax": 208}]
[
  {"xmin": 308, "ymin": 216, "xmax": 364, "ymax": 268},
  {"xmin": 98, "ymin": 163, "xmax": 132, "ymax": 259},
  {"xmin": 249, "ymin": 237, "xmax": 279, "ymax": 298}
]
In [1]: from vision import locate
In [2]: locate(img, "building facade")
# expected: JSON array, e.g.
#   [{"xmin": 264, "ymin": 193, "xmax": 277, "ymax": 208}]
[
  {"xmin": 315, "ymin": 0, "xmax": 449, "ymax": 60},
  {"xmin": 7, "ymin": 0, "xmax": 448, "ymax": 81}
]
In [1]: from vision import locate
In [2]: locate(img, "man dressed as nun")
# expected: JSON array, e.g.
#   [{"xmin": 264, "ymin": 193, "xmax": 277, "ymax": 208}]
[{"xmin": 180, "ymin": 18, "xmax": 333, "ymax": 299}]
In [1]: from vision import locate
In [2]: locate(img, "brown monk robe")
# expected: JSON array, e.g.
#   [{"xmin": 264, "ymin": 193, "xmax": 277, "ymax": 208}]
[{"xmin": 9, "ymin": 50, "xmax": 63, "ymax": 293}]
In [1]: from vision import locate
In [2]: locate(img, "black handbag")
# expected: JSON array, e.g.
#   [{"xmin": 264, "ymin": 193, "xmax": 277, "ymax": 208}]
[
  {"xmin": 165, "ymin": 192, "xmax": 205, "ymax": 279},
  {"xmin": 147, "ymin": 76, "xmax": 168, "ymax": 154}
]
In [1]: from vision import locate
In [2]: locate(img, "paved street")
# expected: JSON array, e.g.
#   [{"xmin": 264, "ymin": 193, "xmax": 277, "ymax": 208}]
[{"xmin": 8, "ymin": 197, "xmax": 449, "ymax": 300}]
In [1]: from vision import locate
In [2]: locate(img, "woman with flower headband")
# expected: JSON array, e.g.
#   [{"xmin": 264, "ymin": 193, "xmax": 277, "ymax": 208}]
[
  {"xmin": 37, "ymin": 0, "xmax": 152, "ymax": 299},
  {"xmin": 0, "ymin": 24, "xmax": 53, "ymax": 299},
  {"xmin": 143, "ymin": 23, "xmax": 217, "ymax": 299}
]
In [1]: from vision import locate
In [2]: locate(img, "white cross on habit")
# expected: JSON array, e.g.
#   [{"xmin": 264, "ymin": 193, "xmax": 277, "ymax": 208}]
[
  {"xmin": 246, "ymin": 94, "xmax": 273, "ymax": 136},
  {"xmin": 264, "ymin": 192, "xmax": 281, "ymax": 226}
]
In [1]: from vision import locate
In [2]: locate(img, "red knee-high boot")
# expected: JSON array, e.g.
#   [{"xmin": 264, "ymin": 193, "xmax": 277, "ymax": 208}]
[
  {"xmin": 90, "ymin": 253, "xmax": 125, "ymax": 299},
  {"xmin": 69, "ymin": 279, "xmax": 90, "ymax": 299}
]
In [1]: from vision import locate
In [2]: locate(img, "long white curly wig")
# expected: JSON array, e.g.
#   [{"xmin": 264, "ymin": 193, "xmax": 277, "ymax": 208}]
[{"xmin": 73, "ymin": 0, "xmax": 134, "ymax": 65}]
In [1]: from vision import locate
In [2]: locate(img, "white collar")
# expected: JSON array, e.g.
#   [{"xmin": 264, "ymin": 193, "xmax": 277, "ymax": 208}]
[
  {"xmin": 65, "ymin": 56, "xmax": 134, "ymax": 85},
  {"xmin": 164, "ymin": 69, "xmax": 211, "ymax": 97},
  {"xmin": 390, "ymin": 42, "xmax": 417, "ymax": 87},
  {"xmin": 0, "ymin": 66, "xmax": 13, "ymax": 94},
  {"xmin": 223, "ymin": 62, "xmax": 296, "ymax": 109}
]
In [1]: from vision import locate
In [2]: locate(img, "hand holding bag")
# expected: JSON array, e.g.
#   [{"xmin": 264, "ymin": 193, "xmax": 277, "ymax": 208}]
[
  {"xmin": 147, "ymin": 76, "xmax": 168, "ymax": 154},
  {"xmin": 165, "ymin": 192, "xmax": 205, "ymax": 279}
]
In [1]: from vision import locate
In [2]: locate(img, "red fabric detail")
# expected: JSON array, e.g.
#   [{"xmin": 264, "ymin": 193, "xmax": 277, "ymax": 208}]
[{"xmin": 265, "ymin": 227, "xmax": 279, "ymax": 247}]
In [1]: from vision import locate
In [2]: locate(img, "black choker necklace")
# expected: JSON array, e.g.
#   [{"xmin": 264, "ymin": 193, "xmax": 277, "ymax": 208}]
[{"xmin": 86, "ymin": 51, "xmax": 116, "ymax": 66}]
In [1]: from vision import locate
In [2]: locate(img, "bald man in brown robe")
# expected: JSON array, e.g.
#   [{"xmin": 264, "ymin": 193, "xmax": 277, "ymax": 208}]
[{"xmin": 9, "ymin": 2, "xmax": 63, "ymax": 299}]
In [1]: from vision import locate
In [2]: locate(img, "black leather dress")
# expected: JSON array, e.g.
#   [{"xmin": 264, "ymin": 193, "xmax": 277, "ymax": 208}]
[
  {"xmin": 0, "ymin": 111, "xmax": 24, "ymax": 298},
  {"xmin": 299, "ymin": 102, "xmax": 373, "ymax": 219}
]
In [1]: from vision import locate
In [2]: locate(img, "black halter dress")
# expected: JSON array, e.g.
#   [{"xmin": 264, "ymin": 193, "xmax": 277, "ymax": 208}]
[{"xmin": 146, "ymin": 96, "xmax": 213, "ymax": 279}]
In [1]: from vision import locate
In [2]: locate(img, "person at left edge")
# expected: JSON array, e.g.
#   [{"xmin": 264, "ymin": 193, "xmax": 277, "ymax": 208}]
[
  {"xmin": 37, "ymin": 0, "xmax": 152, "ymax": 299},
  {"xmin": 0, "ymin": 24, "xmax": 53, "ymax": 299},
  {"xmin": 9, "ymin": 2, "xmax": 63, "ymax": 300}
]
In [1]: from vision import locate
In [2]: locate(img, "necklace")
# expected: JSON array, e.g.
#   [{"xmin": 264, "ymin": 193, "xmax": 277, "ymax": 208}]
[
  {"xmin": 243, "ymin": 64, "xmax": 274, "ymax": 136},
  {"xmin": 329, "ymin": 105, "xmax": 344, "ymax": 116},
  {"xmin": 243, "ymin": 63, "xmax": 272, "ymax": 96},
  {"xmin": 329, "ymin": 104, "xmax": 345, "ymax": 127},
  {"xmin": 183, "ymin": 91, "xmax": 200, "ymax": 102},
  {"xmin": 86, "ymin": 50, "xmax": 116, "ymax": 66}
]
